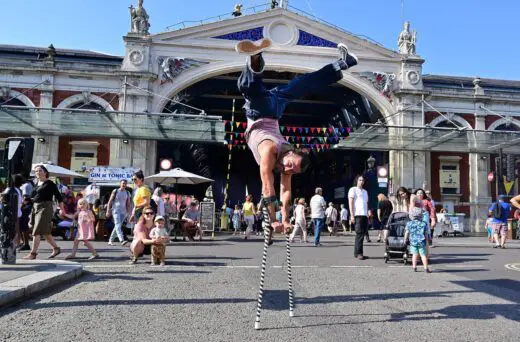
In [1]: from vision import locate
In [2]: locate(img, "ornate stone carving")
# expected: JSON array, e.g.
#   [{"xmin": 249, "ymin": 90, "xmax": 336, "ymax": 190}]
[
  {"xmin": 360, "ymin": 71, "xmax": 396, "ymax": 100},
  {"xmin": 158, "ymin": 57, "xmax": 208, "ymax": 84},
  {"xmin": 473, "ymin": 77, "xmax": 485, "ymax": 95},
  {"xmin": 0, "ymin": 87, "xmax": 10, "ymax": 98},
  {"xmin": 129, "ymin": 50, "xmax": 144, "ymax": 65},
  {"xmin": 397, "ymin": 21, "xmax": 417, "ymax": 55},
  {"xmin": 129, "ymin": 0, "xmax": 150, "ymax": 35},
  {"xmin": 81, "ymin": 91, "xmax": 91, "ymax": 103},
  {"xmin": 407, "ymin": 70, "xmax": 420, "ymax": 85},
  {"xmin": 232, "ymin": 4, "xmax": 243, "ymax": 17}
]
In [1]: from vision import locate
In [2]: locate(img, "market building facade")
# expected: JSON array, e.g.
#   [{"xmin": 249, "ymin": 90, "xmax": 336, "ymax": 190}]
[{"xmin": 1, "ymin": 2, "xmax": 519, "ymax": 231}]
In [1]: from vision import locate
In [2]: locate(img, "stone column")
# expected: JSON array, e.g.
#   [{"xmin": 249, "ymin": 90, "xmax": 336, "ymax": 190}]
[
  {"xmin": 469, "ymin": 92, "xmax": 492, "ymax": 232},
  {"xmin": 32, "ymin": 77, "xmax": 59, "ymax": 164}
]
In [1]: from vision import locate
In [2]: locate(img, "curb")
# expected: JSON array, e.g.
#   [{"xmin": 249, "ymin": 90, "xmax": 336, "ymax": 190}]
[{"xmin": 0, "ymin": 260, "xmax": 83, "ymax": 309}]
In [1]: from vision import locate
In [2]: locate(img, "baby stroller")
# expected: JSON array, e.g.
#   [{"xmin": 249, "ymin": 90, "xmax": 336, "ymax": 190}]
[{"xmin": 384, "ymin": 212, "xmax": 410, "ymax": 264}]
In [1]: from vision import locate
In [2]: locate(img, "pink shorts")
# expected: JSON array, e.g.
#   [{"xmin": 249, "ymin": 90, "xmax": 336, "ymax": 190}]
[{"xmin": 492, "ymin": 223, "xmax": 507, "ymax": 236}]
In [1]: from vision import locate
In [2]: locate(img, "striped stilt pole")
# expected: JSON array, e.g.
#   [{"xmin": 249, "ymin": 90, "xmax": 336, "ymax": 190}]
[
  {"xmin": 255, "ymin": 205, "xmax": 272, "ymax": 330},
  {"xmin": 286, "ymin": 232, "xmax": 295, "ymax": 317}
]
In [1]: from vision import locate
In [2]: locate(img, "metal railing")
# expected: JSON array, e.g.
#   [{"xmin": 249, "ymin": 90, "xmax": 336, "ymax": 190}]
[
  {"xmin": 166, "ymin": 3, "xmax": 271, "ymax": 31},
  {"xmin": 164, "ymin": 3, "xmax": 384, "ymax": 48}
]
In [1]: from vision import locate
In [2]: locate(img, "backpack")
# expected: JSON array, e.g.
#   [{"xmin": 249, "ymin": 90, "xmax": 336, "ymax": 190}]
[{"xmin": 494, "ymin": 202, "xmax": 504, "ymax": 220}]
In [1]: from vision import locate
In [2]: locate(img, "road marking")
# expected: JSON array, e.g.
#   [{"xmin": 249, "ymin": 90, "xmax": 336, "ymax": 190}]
[{"xmin": 505, "ymin": 263, "xmax": 520, "ymax": 272}]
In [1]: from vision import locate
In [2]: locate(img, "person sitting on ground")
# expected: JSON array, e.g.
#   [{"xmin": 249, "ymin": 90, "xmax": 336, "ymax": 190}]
[
  {"xmin": 129, "ymin": 206, "xmax": 162, "ymax": 264},
  {"xmin": 182, "ymin": 202, "xmax": 202, "ymax": 240},
  {"xmin": 405, "ymin": 207, "xmax": 432, "ymax": 273},
  {"xmin": 149, "ymin": 216, "xmax": 169, "ymax": 266}
]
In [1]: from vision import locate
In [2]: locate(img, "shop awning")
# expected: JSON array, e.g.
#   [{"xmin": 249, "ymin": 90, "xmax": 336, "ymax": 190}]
[
  {"xmin": 0, "ymin": 105, "xmax": 225, "ymax": 143},
  {"xmin": 336, "ymin": 123, "xmax": 520, "ymax": 154}
]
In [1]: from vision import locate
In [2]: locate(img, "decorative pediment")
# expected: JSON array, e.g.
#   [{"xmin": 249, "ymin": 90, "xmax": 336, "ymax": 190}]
[{"xmin": 151, "ymin": 8, "xmax": 399, "ymax": 60}]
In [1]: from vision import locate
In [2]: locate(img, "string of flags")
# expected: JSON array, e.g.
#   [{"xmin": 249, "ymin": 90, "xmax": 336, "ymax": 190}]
[
  {"xmin": 223, "ymin": 120, "xmax": 350, "ymax": 152},
  {"xmin": 223, "ymin": 120, "xmax": 351, "ymax": 136}
]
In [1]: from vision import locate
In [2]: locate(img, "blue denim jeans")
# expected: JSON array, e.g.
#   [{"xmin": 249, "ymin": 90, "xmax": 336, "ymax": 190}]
[
  {"xmin": 109, "ymin": 212, "xmax": 126, "ymax": 242},
  {"xmin": 313, "ymin": 218, "xmax": 324, "ymax": 245},
  {"xmin": 238, "ymin": 56, "xmax": 344, "ymax": 120}
]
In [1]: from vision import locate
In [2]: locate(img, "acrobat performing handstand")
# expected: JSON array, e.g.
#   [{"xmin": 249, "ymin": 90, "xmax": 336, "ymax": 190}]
[{"xmin": 235, "ymin": 38, "xmax": 358, "ymax": 329}]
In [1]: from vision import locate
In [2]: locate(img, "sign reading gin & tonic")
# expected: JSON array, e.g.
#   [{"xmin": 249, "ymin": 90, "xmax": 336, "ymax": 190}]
[{"xmin": 88, "ymin": 167, "xmax": 136, "ymax": 183}]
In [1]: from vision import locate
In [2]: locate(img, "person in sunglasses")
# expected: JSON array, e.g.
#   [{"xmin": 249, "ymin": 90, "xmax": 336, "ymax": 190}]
[{"xmin": 129, "ymin": 206, "xmax": 163, "ymax": 264}]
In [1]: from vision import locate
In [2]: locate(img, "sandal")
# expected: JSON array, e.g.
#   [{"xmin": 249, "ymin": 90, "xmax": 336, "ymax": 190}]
[
  {"xmin": 23, "ymin": 252, "xmax": 37, "ymax": 260},
  {"xmin": 48, "ymin": 247, "xmax": 61, "ymax": 259}
]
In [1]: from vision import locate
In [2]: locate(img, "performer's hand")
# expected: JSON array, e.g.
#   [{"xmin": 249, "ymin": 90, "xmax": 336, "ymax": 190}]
[
  {"xmin": 283, "ymin": 222, "xmax": 293, "ymax": 235},
  {"xmin": 129, "ymin": 215, "xmax": 135, "ymax": 223},
  {"xmin": 350, "ymin": 217, "xmax": 355, "ymax": 224},
  {"xmin": 271, "ymin": 221, "xmax": 284, "ymax": 234}
]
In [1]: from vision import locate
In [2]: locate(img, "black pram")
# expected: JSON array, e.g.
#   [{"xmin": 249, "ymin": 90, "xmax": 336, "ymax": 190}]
[{"xmin": 384, "ymin": 212, "xmax": 410, "ymax": 264}]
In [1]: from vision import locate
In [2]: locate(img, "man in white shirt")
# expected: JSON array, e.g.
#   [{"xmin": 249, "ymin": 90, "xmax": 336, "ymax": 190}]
[
  {"xmin": 310, "ymin": 187, "xmax": 327, "ymax": 246},
  {"xmin": 340, "ymin": 204, "xmax": 349, "ymax": 233},
  {"xmin": 348, "ymin": 175, "xmax": 369, "ymax": 260}
]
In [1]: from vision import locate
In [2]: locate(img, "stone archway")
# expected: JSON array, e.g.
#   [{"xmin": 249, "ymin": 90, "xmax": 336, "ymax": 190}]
[
  {"xmin": 0, "ymin": 88, "xmax": 36, "ymax": 107},
  {"xmin": 57, "ymin": 93, "xmax": 114, "ymax": 111},
  {"xmin": 430, "ymin": 114, "xmax": 473, "ymax": 129},
  {"xmin": 488, "ymin": 118, "xmax": 520, "ymax": 131},
  {"xmin": 153, "ymin": 60, "xmax": 397, "ymax": 124}
]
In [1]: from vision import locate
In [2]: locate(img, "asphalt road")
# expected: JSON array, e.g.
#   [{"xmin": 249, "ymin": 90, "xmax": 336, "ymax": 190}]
[{"xmin": 1, "ymin": 234, "xmax": 519, "ymax": 342}]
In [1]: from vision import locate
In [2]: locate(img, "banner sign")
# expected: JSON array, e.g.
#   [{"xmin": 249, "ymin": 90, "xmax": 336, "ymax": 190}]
[{"xmin": 88, "ymin": 167, "xmax": 136, "ymax": 183}]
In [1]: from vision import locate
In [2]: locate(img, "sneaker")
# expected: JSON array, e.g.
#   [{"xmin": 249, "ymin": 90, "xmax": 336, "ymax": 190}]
[
  {"xmin": 160, "ymin": 262, "xmax": 166, "ymax": 266},
  {"xmin": 88, "ymin": 254, "xmax": 99, "ymax": 260},
  {"xmin": 501, "ymin": 245, "xmax": 506, "ymax": 249},
  {"xmin": 121, "ymin": 240, "xmax": 129, "ymax": 246},
  {"xmin": 413, "ymin": 267, "xmax": 417, "ymax": 272},
  {"xmin": 128, "ymin": 257, "xmax": 138, "ymax": 264},
  {"xmin": 493, "ymin": 244, "xmax": 499, "ymax": 248},
  {"xmin": 425, "ymin": 268, "xmax": 432, "ymax": 274},
  {"xmin": 337, "ymin": 43, "xmax": 358, "ymax": 69},
  {"xmin": 108, "ymin": 242, "xmax": 114, "ymax": 246},
  {"xmin": 64, "ymin": 254, "xmax": 76, "ymax": 260},
  {"xmin": 235, "ymin": 38, "xmax": 272, "ymax": 55},
  {"xmin": 357, "ymin": 255, "xmax": 366, "ymax": 260}
]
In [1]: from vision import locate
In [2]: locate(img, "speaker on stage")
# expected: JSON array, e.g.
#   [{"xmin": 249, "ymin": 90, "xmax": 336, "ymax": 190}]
[
  {"xmin": 1, "ymin": 137, "xmax": 34, "ymax": 264},
  {"xmin": 3, "ymin": 137, "xmax": 34, "ymax": 182}
]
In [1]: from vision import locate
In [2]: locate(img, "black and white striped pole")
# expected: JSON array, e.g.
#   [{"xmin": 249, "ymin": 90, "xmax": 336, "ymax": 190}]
[{"xmin": 255, "ymin": 204, "xmax": 294, "ymax": 330}]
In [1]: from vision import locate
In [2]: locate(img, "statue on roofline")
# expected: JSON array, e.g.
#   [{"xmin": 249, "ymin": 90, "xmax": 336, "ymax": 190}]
[{"xmin": 129, "ymin": 0, "xmax": 150, "ymax": 35}]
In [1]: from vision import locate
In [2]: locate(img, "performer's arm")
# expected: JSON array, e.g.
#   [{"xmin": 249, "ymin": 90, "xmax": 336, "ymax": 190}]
[
  {"xmin": 280, "ymin": 173, "xmax": 292, "ymax": 225},
  {"xmin": 258, "ymin": 142, "xmax": 277, "ymax": 198}
]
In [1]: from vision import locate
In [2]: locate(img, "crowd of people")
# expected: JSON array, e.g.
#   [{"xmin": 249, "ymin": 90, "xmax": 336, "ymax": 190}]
[{"xmin": 2, "ymin": 162, "xmax": 519, "ymax": 268}]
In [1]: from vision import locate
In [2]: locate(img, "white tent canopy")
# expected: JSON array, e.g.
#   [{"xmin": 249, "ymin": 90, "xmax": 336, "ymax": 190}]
[
  {"xmin": 31, "ymin": 162, "xmax": 86, "ymax": 178},
  {"xmin": 145, "ymin": 168, "xmax": 213, "ymax": 185}
]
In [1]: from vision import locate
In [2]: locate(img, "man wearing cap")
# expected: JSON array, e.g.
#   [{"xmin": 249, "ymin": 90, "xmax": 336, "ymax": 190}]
[
  {"xmin": 182, "ymin": 202, "xmax": 202, "ymax": 241},
  {"xmin": 489, "ymin": 195, "xmax": 511, "ymax": 248}
]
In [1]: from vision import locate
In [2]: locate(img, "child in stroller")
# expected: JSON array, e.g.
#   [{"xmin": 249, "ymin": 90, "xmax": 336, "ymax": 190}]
[{"xmin": 384, "ymin": 211, "xmax": 410, "ymax": 264}]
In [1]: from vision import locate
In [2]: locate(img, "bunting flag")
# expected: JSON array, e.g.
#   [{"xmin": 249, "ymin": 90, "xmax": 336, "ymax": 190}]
[
  {"xmin": 310, "ymin": 127, "xmax": 315, "ymax": 133},
  {"xmin": 236, "ymin": 122, "xmax": 241, "ymax": 128},
  {"xmin": 241, "ymin": 122, "xmax": 247, "ymax": 129},
  {"xmin": 224, "ymin": 120, "xmax": 228, "ymax": 125},
  {"xmin": 298, "ymin": 127, "xmax": 303, "ymax": 133},
  {"xmin": 280, "ymin": 125, "xmax": 285, "ymax": 132}
]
